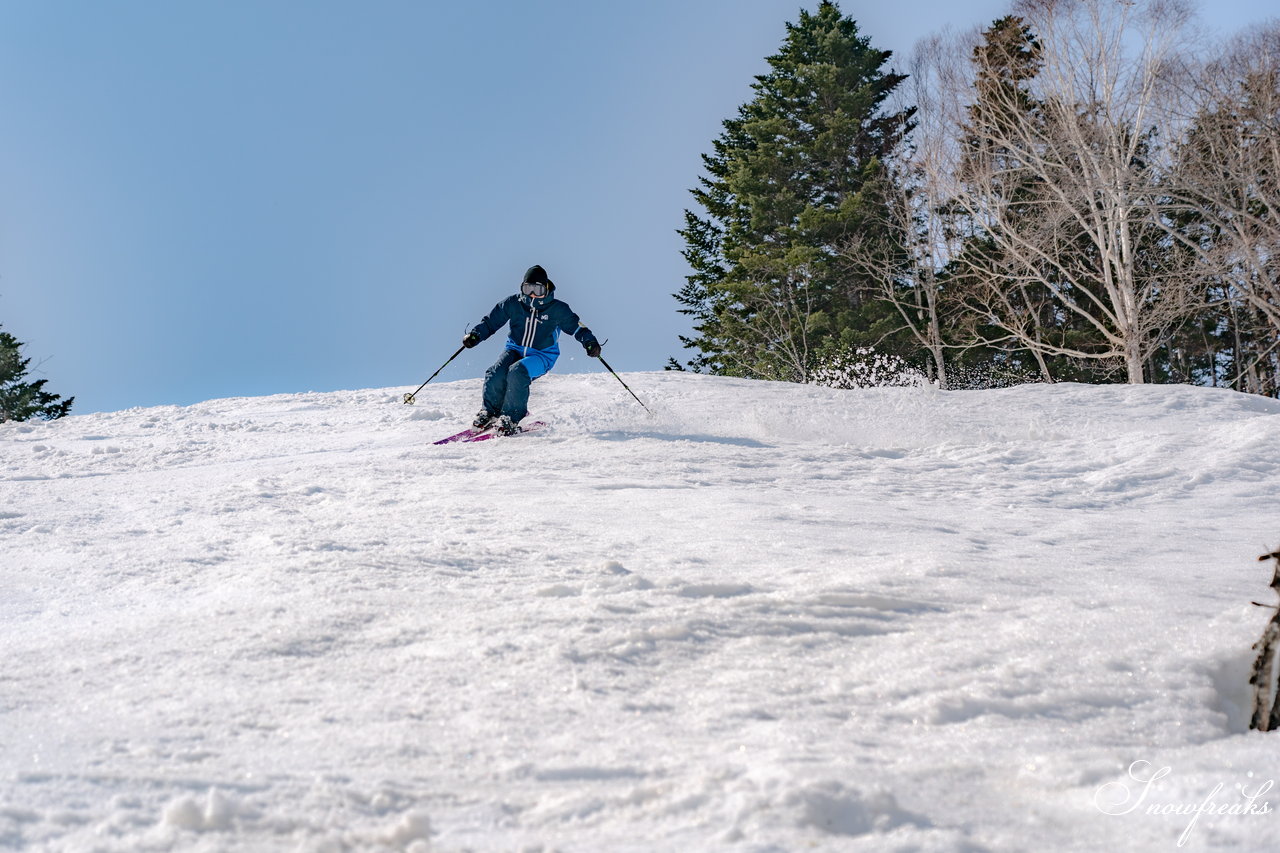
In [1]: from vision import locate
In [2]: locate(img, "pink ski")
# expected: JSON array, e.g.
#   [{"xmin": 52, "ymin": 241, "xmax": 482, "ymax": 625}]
[
  {"xmin": 432, "ymin": 426, "xmax": 487, "ymax": 445},
  {"xmin": 464, "ymin": 421, "xmax": 548, "ymax": 443}
]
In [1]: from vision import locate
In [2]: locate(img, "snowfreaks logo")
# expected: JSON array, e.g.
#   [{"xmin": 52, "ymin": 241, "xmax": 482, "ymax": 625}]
[{"xmin": 1093, "ymin": 761, "xmax": 1274, "ymax": 847}]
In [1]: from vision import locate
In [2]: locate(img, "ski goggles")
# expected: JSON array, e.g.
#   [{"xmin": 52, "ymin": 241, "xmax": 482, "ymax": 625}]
[{"xmin": 520, "ymin": 280, "xmax": 549, "ymax": 298}]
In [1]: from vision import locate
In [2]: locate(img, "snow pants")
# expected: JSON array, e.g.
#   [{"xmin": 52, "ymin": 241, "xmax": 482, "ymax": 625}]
[{"xmin": 483, "ymin": 348, "xmax": 554, "ymax": 422}]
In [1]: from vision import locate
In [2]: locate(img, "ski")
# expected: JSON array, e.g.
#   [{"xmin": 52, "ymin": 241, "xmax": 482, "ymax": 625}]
[
  {"xmin": 464, "ymin": 421, "xmax": 548, "ymax": 443},
  {"xmin": 433, "ymin": 420, "xmax": 548, "ymax": 445},
  {"xmin": 432, "ymin": 426, "xmax": 489, "ymax": 445}
]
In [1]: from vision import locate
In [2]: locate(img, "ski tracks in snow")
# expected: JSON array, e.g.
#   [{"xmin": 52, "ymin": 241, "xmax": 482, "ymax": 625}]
[{"xmin": 3, "ymin": 375, "xmax": 1280, "ymax": 850}]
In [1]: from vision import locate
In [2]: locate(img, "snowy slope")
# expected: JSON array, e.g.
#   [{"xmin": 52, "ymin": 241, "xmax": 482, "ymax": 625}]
[{"xmin": 3, "ymin": 372, "xmax": 1280, "ymax": 852}]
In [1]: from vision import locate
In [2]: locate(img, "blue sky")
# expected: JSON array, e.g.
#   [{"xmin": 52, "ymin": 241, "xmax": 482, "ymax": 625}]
[{"xmin": 1, "ymin": 0, "xmax": 1272, "ymax": 414}]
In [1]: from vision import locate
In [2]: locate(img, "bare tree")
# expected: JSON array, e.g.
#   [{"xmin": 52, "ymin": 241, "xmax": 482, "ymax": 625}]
[
  {"xmin": 933, "ymin": 0, "xmax": 1204, "ymax": 384},
  {"xmin": 1251, "ymin": 549, "xmax": 1280, "ymax": 732},
  {"xmin": 837, "ymin": 37, "xmax": 962, "ymax": 388}
]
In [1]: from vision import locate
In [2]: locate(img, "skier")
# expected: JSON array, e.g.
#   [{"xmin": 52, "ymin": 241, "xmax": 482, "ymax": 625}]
[{"xmin": 463, "ymin": 265, "xmax": 601, "ymax": 435}]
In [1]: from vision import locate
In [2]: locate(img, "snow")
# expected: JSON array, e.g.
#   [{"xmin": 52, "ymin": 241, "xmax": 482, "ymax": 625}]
[{"xmin": 3, "ymin": 372, "xmax": 1280, "ymax": 852}]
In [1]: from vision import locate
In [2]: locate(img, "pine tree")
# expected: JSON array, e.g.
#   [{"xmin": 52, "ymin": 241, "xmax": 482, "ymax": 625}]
[
  {"xmin": 0, "ymin": 326, "xmax": 74, "ymax": 422},
  {"xmin": 948, "ymin": 15, "xmax": 1099, "ymax": 383},
  {"xmin": 672, "ymin": 1, "xmax": 915, "ymax": 382}
]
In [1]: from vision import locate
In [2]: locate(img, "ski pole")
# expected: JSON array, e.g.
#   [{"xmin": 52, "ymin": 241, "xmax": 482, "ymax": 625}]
[
  {"xmin": 403, "ymin": 344, "xmax": 466, "ymax": 405},
  {"xmin": 597, "ymin": 354, "xmax": 652, "ymax": 415}
]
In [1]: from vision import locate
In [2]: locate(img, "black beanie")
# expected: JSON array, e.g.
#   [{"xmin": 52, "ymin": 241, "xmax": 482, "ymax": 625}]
[{"xmin": 523, "ymin": 265, "xmax": 550, "ymax": 285}]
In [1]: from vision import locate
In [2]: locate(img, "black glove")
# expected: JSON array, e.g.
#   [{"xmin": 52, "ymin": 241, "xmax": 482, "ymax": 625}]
[
  {"xmin": 585, "ymin": 341, "xmax": 601, "ymax": 358},
  {"xmin": 463, "ymin": 332, "xmax": 480, "ymax": 349}
]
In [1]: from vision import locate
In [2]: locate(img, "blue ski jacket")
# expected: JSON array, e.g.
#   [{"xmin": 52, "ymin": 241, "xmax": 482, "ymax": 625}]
[{"xmin": 469, "ymin": 293, "xmax": 598, "ymax": 369}]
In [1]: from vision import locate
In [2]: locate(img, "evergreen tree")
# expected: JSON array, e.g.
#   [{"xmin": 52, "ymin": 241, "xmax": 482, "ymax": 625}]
[
  {"xmin": 943, "ymin": 17, "xmax": 1064, "ymax": 382},
  {"xmin": 672, "ymin": 1, "xmax": 915, "ymax": 382},
  {"xmin": 0, "ymin": 326, "xmax": 73, "ymax": 422}
]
